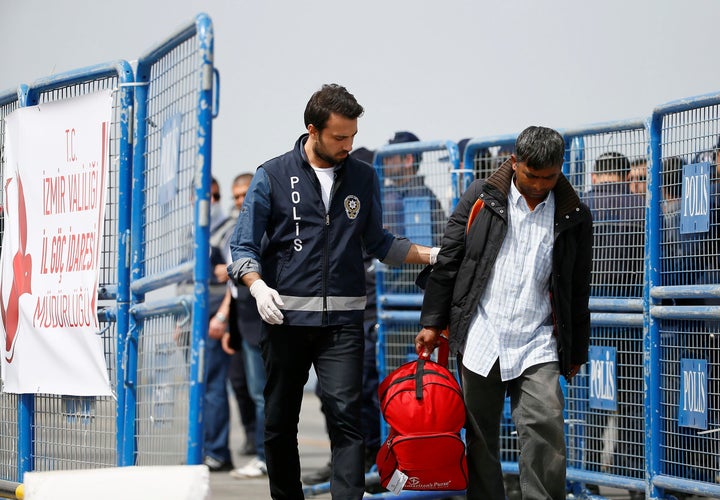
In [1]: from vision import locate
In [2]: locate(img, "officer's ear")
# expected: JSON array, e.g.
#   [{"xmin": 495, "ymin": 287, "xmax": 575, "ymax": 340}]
[{"xmin": 307, "ymin": 123, "xmax": 319, "ymax": 138}]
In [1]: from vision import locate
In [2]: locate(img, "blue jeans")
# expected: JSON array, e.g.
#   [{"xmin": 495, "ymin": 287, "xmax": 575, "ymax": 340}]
[
  {"xmin": 242, "ymin": 339, "xmax": 266, "ymax": 462},
  {"xmin": 204, "ymin": 336, "xmax": 231, "ymax": 463}
]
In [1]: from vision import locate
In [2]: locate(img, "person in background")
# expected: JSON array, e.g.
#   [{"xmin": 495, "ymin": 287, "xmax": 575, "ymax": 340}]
[
  {"xmin": 381, "ymin": 131, "xmax": 446, "ymax": 246},
  {"xmin": 201, "ymin": 177, "xmax": 236, "ymax": 472},
  {"xmin": 583, "ymin": 151, "xmax": 645, "ymax": 297},
  {"xmin": 227, "ymin": 84, "xmax": 438, "ymax": 499},
  {"xmin": 217, "ymin": 175, "xmax": 257, "ymax": 460},
  {"xmin": 210, "ymin": 173, "xmax": 268, "ymax": 478},
  {"xmin": 415, "ymin": 126, "xmax": 593, "ymax": 500},
  {"xmin": 627, "ymin": 158, "xmax": 648, "ymax": 196}
]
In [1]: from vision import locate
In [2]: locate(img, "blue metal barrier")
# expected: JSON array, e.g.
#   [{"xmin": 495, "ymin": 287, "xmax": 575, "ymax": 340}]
[
  {"xmin": 560, "ymin": 119, "xmax": 649, "ymax": 498},
  {"xmin": 127, "ymin": 12, "xmax": 215, "ymax": 467},
  {"xmin": 0, "ymin": 12, "xmax": 216, "ymax": 485},
  {"xmin": 647, "ymin": 90, "xmax": 720, "ymax": 500}
]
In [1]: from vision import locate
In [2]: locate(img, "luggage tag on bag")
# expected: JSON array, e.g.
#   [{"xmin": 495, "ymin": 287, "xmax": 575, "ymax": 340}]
[{"xmin": 387, "ymin": 469, "xmax": 409, "ymax": 495}]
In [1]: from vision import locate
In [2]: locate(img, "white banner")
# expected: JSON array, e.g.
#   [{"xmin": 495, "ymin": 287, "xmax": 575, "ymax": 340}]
[{"xmin": 1, "ymin": 90, "xmax": 113, "ymax": 395}]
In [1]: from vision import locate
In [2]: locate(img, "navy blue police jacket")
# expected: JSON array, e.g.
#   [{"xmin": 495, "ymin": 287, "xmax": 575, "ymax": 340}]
[{"xmin": 229, "ymin": 134, "xmax": 410, "ymax": 327}]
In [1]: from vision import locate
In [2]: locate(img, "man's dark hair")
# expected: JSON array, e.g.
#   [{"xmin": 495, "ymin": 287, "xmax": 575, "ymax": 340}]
[
  {"xmin": 304, "ymin": 83, "xmax": 364, "ymax": 130},
  {"xmin": 514, "ymin": 126, "xmax": 565, "ymax": 169},
  {"xmin": 594, "ymin": 151, "xmax": 631, "ymax": 177}
]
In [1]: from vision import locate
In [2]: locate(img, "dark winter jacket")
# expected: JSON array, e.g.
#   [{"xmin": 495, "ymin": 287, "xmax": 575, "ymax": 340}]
[{"xmin": 419, "ymin": 160, "xmax": 593, "ymax": 378}]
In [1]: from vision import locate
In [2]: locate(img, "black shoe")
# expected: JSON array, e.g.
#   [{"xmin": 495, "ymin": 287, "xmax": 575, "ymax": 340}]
[
  {"xmin": 586, "ymin": 484, "xmax": 600, "ymax": 495},
  {"xmin": 203, "ymin": 455, "xmax": 233, "ymax": 472},
  {"xmin": 240, "ymin": 440, "xmax": 256, "ymax": 456},
  {"xmin": 302, "ymin": 462, "xmax": 332, "ymax": 485},
  {"xmin": 629, "ymin": 490, "xmax": 645, "ymax": 500}
]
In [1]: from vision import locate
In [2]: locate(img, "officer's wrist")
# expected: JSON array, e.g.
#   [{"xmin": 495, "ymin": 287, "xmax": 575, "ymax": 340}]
[{"xmin": 215, "ymin": 312, "xmax": 228, "ymax": 323}]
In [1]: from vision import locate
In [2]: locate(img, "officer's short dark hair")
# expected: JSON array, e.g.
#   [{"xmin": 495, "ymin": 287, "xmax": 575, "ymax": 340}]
[{"xmin": 304, "ymin": 84, "xmax": 364, "ymax": 131}]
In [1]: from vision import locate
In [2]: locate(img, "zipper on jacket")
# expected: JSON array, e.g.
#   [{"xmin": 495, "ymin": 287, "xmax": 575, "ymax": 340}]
[
  {"xmin": 321, "ymin": 174, "xmax": 339, "ymax": 325},
  {"xmin": 322, "ymin": 213, "xmax": 330, "ymax": 325}
]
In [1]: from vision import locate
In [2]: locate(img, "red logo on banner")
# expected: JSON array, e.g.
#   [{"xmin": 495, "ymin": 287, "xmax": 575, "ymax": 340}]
[{"xmin": 1, "ymin": 173, "xmax": 33, "ymax": 362}]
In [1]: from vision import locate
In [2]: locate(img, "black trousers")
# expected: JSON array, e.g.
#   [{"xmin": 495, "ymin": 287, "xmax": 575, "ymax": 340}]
[{"xmin": 262, "ymin": 323, "xmax": 365, "ymax": 500}]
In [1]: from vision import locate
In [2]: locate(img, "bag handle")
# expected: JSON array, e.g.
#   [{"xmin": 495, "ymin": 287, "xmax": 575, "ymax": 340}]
[
  {"xmin": 419, "ymin": 331, "xmax": 450, "ymax": 366},
  {"xmin": 437, "ymin": 331, "xmax": 450, "ymax": 367},
  {"xmin": 415, "ymin": 333, "xmax": 451, "ymax": 399}
]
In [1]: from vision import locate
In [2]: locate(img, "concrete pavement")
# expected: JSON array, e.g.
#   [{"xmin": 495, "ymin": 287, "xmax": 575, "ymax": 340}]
[{"xmin": 209, "ymin": 390, "xmax": 332, "ymax": 500}]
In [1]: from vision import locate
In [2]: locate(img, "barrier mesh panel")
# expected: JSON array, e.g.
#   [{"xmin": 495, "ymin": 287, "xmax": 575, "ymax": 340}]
[
  {"xmin": 659, "ymin": 319, "xmax": 720, "ymax": 483},
  {"xmin": 566, "ymin": 128, "xmax": 648, "ymax": 299},
  {"xmin": 565, "ymin": 326, "xmax": 645, "ymax": 479},
  {"xmin": 659, "ymin": 106, "xmax": 720, "ymax": 288},
  {"xmin": 135, "ymin": 314, "xmax": 190, "ymax": 465},
  {"xmin": 471, "ymin": 145, "xmax": 514, "ymax": 181},
  {"xmin": 141, "ymin": 36, "xmax": 199, "ymax": 278},
  {"xmin": 134, "ymin": 32, "xmax": 201, "ymax": 465},
  {"xmin": 375, "ymin": 143, "xmax": 461, "ymax": 446}
]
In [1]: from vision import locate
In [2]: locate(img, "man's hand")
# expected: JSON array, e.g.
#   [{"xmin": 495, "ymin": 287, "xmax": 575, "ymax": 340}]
[
  {"xmin": 208, "ymin": 315, "xmax": 227, "ymax": 340},
  {"xmin": 214, "ymin": 263, "xmax": 229, "ymax": 283},
  {"xmin": 415, "ymin": 326, "xmax": 441, "ymax": 358},
  {"xmin": 249, "ymin": 279, "xmax": 284, "ymax": 325}
]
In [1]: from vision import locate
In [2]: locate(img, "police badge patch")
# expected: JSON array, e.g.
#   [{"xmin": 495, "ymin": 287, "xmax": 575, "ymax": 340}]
[{"xmin": 344, "ymin": 195, "xmax": 360, "ymax": 219}]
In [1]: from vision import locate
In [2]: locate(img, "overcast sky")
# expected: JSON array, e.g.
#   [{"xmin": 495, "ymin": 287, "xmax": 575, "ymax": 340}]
[{"xmin": 3, "ymin": 0, "xmax": 720, "ymax": 211}]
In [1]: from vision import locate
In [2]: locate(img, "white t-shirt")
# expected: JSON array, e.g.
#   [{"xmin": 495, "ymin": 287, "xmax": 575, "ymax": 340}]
[{"xmin": 311, "ymin": 165, "xmax": 337, "ymax": 211}]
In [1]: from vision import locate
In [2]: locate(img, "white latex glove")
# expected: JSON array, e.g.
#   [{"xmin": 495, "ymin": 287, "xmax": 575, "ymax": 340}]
[
  {"xmin": 429, "ymin": 247, "xmax": 441, "ymax": 265},
  {"xmin": 249, "ymin": 279, "xmax": 285, "ymax": 325}
]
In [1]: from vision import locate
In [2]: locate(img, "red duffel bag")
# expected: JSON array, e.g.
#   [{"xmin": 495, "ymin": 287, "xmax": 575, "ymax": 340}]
[{"xmin": 377, "ymin": 335, "xmax": 468, "ymax": 492}]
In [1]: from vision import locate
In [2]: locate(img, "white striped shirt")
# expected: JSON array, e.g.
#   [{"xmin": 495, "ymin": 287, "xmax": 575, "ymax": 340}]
[{"xmin": 462, "ymin": 180, "xmax": 557, "ymax": 381}]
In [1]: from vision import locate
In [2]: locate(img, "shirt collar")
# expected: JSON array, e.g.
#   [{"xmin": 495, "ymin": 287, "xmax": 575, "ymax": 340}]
[{"xmin": 509, "ymin": 176, "xmax": 554, "ymax": 211}]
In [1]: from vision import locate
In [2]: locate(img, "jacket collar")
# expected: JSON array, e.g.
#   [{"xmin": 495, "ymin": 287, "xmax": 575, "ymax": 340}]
[{"xmin": 485, "ymin": 159, "xmax": 582, "ymax": 218}]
